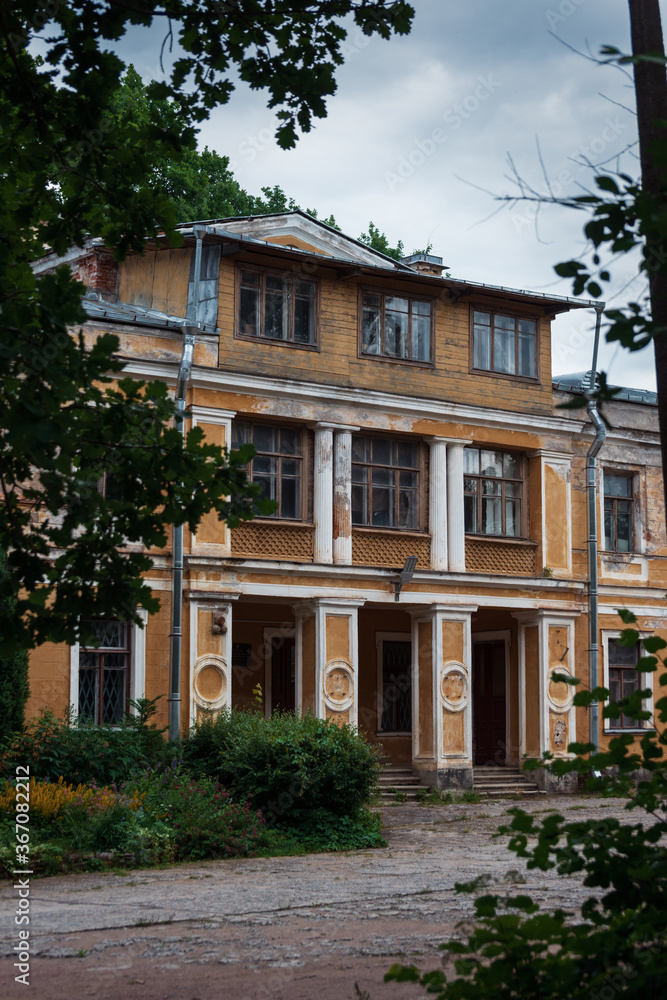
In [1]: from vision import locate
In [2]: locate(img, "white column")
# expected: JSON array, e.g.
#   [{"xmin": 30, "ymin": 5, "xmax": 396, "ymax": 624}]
[
  {"xmin": 428, "ymin": 437, "xmax": 449, "ymax": 571},
  {"xmin": 189, "ymin": 596, "xmax": 237, "ymax": 726},
  {"xmin": 333, "ymin": 429, "xmax": 352, "ymax": 565},
  {"xmin": 313, "ymin": 425, "xmax": 334, "ymax": 564},
  {"xmin": 447, "ymin": 441, "xmax": 466, "ymax": 572}
]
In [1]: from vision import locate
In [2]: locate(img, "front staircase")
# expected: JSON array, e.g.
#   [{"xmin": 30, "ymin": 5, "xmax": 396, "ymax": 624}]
[
  {"xmin": 473, "ymin": 765, "xmax": 542, "ymax": 797},
  {"xmin": 375, "ymin": 763, "xmax": 543, "ymax": 803},
  {"xmin": 376, "ymin": 764, "xmax": 426, "ymax": 804}
]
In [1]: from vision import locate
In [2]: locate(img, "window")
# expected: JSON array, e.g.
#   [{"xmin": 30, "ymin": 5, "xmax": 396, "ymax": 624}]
[
  {"xmin": 607, "ymin": 638, "xmax": 643, "ymax": 729},
  {"xmin": 360, "ymin": 290, "xmax": 432, "ymax": 363},
  {"xmin": 604, "ymin": 473, "xmax": 634, "ymax": 552},
  {"xmin": 352, "ymin": 436, "xmax": 421, "ymax": 529},
  {"xmin": 237, "ymin": 267, "xmax": 317, "ymax": 346},
  {"xmin": 232, "ymin": 422, "xmax": 304, "ymax": 520},
  {"xmin": 464, "ymin": 447, "xmax": 523, "ymax": 537},
  {"xmin": 471, "ymin": 309, "xmax": 537, "ymax": 379},
  {"xmin": 78, "ymin": 620, "xmax": 129, "ymax": 725}
]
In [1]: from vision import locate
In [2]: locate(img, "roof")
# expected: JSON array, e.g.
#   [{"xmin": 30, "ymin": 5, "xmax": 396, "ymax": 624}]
[
  {"xmin": 82, "ymin": 293, "xmax": 219, "ymax": 334},
  {"xmin": 553, "ymin": 371, "xmax": 657, "ymax": 406},
  {"xmin": 172, "ymin": 213, "xmax": 596, "ymax": 316}
]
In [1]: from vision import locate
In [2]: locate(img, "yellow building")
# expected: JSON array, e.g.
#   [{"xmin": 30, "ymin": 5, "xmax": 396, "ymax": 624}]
[{"xmin": 29, "ymin": 212, "xmax": 667, "ymax": 791}]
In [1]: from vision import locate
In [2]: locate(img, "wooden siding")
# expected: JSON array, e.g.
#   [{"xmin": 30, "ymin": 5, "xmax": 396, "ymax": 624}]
[{"xmin": 215, "ymin": 252, "xmax": 555, "ymax": 415}]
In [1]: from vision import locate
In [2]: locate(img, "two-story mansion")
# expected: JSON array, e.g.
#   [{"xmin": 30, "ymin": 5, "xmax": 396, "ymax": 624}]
[{"xmin": 29, "ymin": 212, "xmax": 667, "ymax": 790}]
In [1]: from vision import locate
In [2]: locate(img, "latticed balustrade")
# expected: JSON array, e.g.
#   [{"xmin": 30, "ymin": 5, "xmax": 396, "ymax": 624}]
[
  {"xmin": 230, "ymin": 521, "xmax": 315, "ymax": 561},
  {"xmin": 465, "ymin": 537, "xmax": 537, "ymax": 576},
  {"xmin": 352, "ymin": 530, "xmax": 431, "ymax": 569}
]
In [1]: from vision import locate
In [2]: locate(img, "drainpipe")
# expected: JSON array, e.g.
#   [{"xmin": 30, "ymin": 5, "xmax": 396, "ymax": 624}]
[
  {"xmin": 586, "ymin": 303, "xmax": 606, "ymax": 753},
  {"xmin": 168, "ymin": 226, "xmax": 205, "ymax": 742}
]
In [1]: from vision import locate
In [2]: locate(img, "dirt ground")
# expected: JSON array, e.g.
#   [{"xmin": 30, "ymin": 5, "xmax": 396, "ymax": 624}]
[{"xmin": 0, "ymin": 796, "xmax": 633, "ymax": 1000}]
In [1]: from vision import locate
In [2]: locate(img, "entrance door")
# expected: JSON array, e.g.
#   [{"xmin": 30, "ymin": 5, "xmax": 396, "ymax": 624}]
[
  {"xmin": 473, "ymin": 640, "xmax": 506, "ymax": 765},
  {"xmin": 270, "ymin": 637, "xmax": 295, "ymax": 713},
  {"xmin": 380, "ymin": 640, "xmax": 412, "ymax": 732}
]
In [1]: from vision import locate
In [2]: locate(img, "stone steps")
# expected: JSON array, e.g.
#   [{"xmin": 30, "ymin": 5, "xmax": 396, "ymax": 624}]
[
  {"xmin": 473, "ymin": 766, "xmax": 543, "ymax": 797},
  {"xmin": 376, "ymin": 765, "xmax": 426, "ymax": 803},
  {"xmin": 376, "ymin": 764, "xmax": 545, "ymax": 803}
]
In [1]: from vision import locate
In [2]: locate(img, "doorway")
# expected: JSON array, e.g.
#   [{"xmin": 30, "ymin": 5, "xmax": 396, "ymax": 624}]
[
  {"xmin": 266, "ymin": 632, "xmax": 295, "ymax": 714},
  {"xmin": 377, "ymin": 635, "xmax": 412, "ymax": 732},
  {"xmin": 472, "ymin": 639, "xmax": 507, "ymax": 765}
]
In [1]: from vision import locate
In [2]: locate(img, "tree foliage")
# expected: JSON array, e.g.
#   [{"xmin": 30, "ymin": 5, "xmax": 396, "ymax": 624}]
[
  {"xmin": 358, "ymin": 220, "xmax": 405, "ymax": 261},
  {"xmin": 0, "ymin": 1, "xmax": 414, "ymax": 654},
  {"xmin": 0, "ymin": 552, "xmax": 29, "ymax": 743},
  {"xmin": 386, "ymin": 609, "xmax": 667, "ymax": 998}
]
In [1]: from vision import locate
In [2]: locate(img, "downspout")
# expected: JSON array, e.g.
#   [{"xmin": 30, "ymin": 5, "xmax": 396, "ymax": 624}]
[
  {"xmin": 168, "ymin": 226, "xmax": 205, "ymax": 742},
  {"xmin": 586, "ymin": 303, "xmax": 606, "ymax": 753}
]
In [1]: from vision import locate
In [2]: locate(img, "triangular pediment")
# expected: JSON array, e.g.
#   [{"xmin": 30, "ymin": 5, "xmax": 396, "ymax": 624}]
[{"xmin": 204, "ymin": 211, "xmax": 408, "ymax": 270}]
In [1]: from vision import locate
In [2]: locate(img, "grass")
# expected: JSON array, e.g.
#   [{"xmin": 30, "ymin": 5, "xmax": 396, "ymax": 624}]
[{"xmin": 417, "ymin": 789, "xmax": 482, "ymax": 805}]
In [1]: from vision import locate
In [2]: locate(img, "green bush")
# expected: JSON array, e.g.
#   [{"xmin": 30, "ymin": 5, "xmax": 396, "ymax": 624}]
[
  {"xmin": 0, "ymin": 698, "xmax": 172, "ymax": 785},
  {"xmin": 182, "ymin": 708, "xmax": 382, "ymax": 827},
  {"xmin": 125, "ymin": 761, "xmax": 266, "ymax": 861},
  {"xmin": 58, "ymin": 790, "xmax": 142, "ymax": 852}
]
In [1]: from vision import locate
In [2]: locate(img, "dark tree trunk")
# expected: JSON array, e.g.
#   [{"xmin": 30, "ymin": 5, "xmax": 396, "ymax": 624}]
[{"xmin": 628, "ymin": 0, "xmax": 667, "ymax": 514}]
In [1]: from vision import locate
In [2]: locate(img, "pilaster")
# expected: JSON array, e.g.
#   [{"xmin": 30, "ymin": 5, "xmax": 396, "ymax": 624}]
[
  {"xmin": 411, "ymin": 603, "xmax": 477, "ymax": 788},
  {"xmin": 188, "ymin": 594, "xmax": 238, "ymax": 725}
]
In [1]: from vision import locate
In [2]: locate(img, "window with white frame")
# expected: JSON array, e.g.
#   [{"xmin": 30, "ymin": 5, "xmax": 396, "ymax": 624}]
[
  {"xmin": 464, "ymin": 447, "xmax": 523, "ymax": 537},
  {"xmin": 603, "ymin": 472, "xmax": 635, "ymax": 553},
  {"xmin": 78, "ymin": 620, "xmax": 130, "ymax": 725},
  {"xmin": 603, "ymin": 633, "xmax": 652, "ymax": 731}
]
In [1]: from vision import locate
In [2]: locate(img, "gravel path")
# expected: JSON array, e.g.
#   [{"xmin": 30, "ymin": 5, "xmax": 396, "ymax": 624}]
[{"xmin": 0, "ymin": 796, "xmax": 632, "ymax": 1000}]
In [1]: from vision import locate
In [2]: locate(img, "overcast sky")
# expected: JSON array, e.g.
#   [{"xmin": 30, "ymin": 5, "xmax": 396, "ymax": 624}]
[{"xmin": 118, "ymin": 0, "xmax": 667, "ymax": 390}]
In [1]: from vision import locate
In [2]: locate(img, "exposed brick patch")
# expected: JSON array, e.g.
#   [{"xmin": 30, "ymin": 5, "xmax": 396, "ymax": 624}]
[{"xmin": 73, "ymin": 249, "xmax": 118, "ymax": 301}]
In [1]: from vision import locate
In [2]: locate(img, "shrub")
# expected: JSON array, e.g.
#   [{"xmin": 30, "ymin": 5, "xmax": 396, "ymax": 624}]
[
  {"xmin": 58, "ymin": 786, "xmax": 144, "ymax": 852},
  {"xmin": 182, "ymin": 708, "xmax": 382, "ymax": 827},
  {"xmin": 125, "ymin": 761, "xmax": 266, "ymax": 861},
  {"xmin": 0, "ymin": 698, "xmax": 172, "ymax": 785},
  {"xmin": 0, "ymin": 776, "xmax": 143, "ymax": 830},
  {"xmin": 291, "ymin": 806, "xmax": 386, "ymax": 852}
]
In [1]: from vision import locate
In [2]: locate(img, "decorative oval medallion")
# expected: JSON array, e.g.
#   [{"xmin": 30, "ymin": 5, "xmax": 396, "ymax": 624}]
[
  {"xmin": 441, "ymin": 661, "xmax": 468, "ymax": 712},
  {"xmin": 323, "ymin": 659, "xmax": 354, "ymax": 712},
  {"xmin": 547, "ymin": 662, "xmax": 574, "ymax": 713},
  {"xmin": 193, "ymin": 654, "xmax": 228, "ymax": 711}
]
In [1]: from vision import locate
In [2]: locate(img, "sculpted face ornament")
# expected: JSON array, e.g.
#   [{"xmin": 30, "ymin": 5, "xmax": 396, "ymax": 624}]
[
  {"xmin": 323, "ymin": 659, "xmax": 354, "ymax": 712},
  {"xmin": 553, "ymin": 718, "xmax": 566, "ymax": 748},
  {"xmin": 440, "ymin": 661, "xmax": 468, "ymax": 712}
]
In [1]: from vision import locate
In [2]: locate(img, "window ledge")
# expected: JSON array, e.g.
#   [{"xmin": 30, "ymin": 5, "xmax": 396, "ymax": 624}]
[
  {"xmin": 359, "ymin": 352, "xmax": 434, "ymax": 369},
  {"xmin": 353, "ymin": 526, "xmax": 429, "ymax": 536},
  {"xmin": 375, "ymin": 731, "xmax": 412, "ymax": 737},
  {"xmin": 466, "ymin": 534, "xmax": 537, "ymax": 546},
  {"xmin": 604, "ymin": 728, "xmax": 654, "ymax": 735},
  {"xmin": 234, "ymin": 331, "xmax": 319, "ymax": 351},
  {"xmin": 469, "ymin": 366, "xmax": 540, "ymax": 385},
  {"xmin": 244, "ymin": 517, "xmax": 313, "ymax": 526}
]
